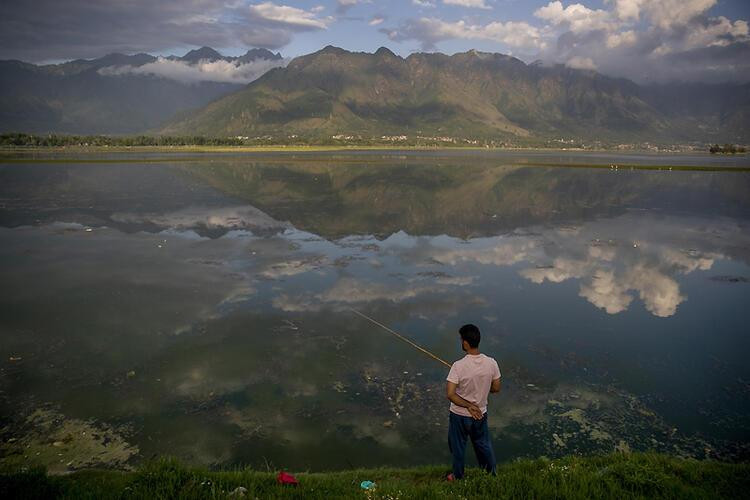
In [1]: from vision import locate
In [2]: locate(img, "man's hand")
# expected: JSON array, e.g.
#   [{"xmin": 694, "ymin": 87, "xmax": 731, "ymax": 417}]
[
  {"xmin": 447, "ymin": 381, "xmax": 483, "ymax": 420},
  {"xmin": 468, "ymin": 404, "xmax": 483, "ymax": 420}
]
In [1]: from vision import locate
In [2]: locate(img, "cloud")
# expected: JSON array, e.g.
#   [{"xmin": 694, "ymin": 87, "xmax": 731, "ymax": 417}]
[
  {"xmin": 659, "ymin": 248, "xmax": 716, "ymax": 273},
  {"xmin": 682, "ymin": 16, "xmax": 749, "ymax": 49},
  {"xmin": 534, "ymin": 1, "xmax": 614, "ymax": 33},
  {"xmin": 260, "ymin": 256, "xmax": 327, "ymax": 278},
  {"xmin": 434, "ymin": 275, "xmax": 476, "ymax": 286},
  {"xmin": 578, "ymin": 269, "xmax": 633, "ymax": 314},
  {"xmin": 320, "ymin": 277, "xmax": 433, "ymax": 304},
  {"xmin": 335, "ymin": 0, "xmax": 359, "ymax": 14},
  {"xmin": 606, "ymin": 30, "xmax": 637, "ymax": 48},
  {"xmin": 538, "ymin": 0, "xmax": 716, "ymax": 33},
  {"xmin": 272, "ymin": 269, "xmax": 481, "ymax": 313},
  {"xmin": 270, "ymin": 281, "xmax": 432, "ymax": 313},
  {"xmin": 443, "ymin": 0, "xmax": 491, "ymax": 9},
  {"xmin": 628, "ymin": 265, "xmax": 684, "ymax": 317},
  {"xmin": 248, "ymin": 2, "xmax": 331, "ymax": 29},
  {"xmin": 612, "ymin": 0, "xmax": 643, "ymax": 21},
  {"xmin": 521, "ymin": 257, "xmax": 586, "ymax": 284},
  {"xmin": 427, "ymin": 238, "xmax": 538, "ymax": 266},
  {"xmin": 387, "ymin": 212, "xmax": 745, "ymax": 318},
  {"xmin": 565, "ymin": 55, "xmax": 596, "ymax": 69},
  {"xmin": 512, "ymin": 214, "xmax": 741, "ymax": 317},
  {"xmin": 110, "ymin": 205, "xmax": 290, "ymax": 232},
  {"xmin": 637, "ymin": 0, "xmax": 716, "ymax": 30},
  {"xmin": 0, "ymin": 0, "xmax": 331, "ymax": 61},
  {"xmin": 531, "ymin": 0, "xmax": 750, "ymax": 83},
  {"xmin": 383, "ymin": 17, "xmax": 546, "ymax": 50},
  {"xmin": 1, "ymin": 0, "xmax": 747, "ymax": 84},
  {"xmin": 98, "ymin": 56, "xmax": 288, "ymax": 84},
  {"xmin": 520, "ymin": 252, "xmax": 688, "ymax": 317},
  {"xmin": 382, "ymin": 0, "xmax": 748, "ymax": 82}
]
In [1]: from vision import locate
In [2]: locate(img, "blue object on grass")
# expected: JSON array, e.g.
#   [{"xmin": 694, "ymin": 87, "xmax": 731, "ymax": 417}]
[{"xmin": 360, "ymin": 480, "xmax": 376, "ymax": 490}]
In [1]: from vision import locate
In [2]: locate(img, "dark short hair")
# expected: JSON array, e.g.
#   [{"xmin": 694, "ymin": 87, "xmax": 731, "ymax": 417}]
[{"xmin": 459, "ymin": 324, "xmax": 481, "ymax": 348}]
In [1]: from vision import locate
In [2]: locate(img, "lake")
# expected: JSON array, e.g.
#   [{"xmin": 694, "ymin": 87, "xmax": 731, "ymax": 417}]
[{"xmin": 1, "ymin": 150, "xmax": 749, "ymax": 472}]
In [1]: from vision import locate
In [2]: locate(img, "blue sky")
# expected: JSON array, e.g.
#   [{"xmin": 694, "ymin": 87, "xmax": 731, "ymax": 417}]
[
  {"xmin": 196, "ymin": 0, "xmax": 750, "ymax": 60},
  {"xmin": 280, "ymin": 0, "xmax": 624, "ymax": 57},
  {"xmin": 0, "ymin": 0, "xmax": 748, "ymax": 83},
  {"xmin": 279, "ymin": 0, "xmax": 555, "ymax": 58}
]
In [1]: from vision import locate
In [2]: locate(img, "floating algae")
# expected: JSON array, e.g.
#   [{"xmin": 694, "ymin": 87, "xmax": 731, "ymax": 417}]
[
  {"xmin": 490, "ymin": 379, "xmax": 750, "ymax": 462},
  {"xmin": 558, "ymin": 408, "xmax": 612, "ymax": 442},
  {"xmin": 0, "ymin": 407, "xmax": 138, "ymax": 473}
]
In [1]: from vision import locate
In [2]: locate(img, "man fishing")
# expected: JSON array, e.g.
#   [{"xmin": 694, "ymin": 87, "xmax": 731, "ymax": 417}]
[
  {"xmin": 445, "ymin": 324, "xmax": 501, "ymax": 481},
  {"xmin": 350, "ymin": 310, "xmax": 500, "ymax": 479}
]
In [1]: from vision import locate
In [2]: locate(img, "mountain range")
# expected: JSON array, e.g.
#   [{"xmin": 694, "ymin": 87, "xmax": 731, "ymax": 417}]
[
  {"xmin": 0, "ymin": 47, "xmax": 281, "ymax": 134},
  {"xmin": 1, "ymin": 45, "xmax": 748, "ymax": 143}
]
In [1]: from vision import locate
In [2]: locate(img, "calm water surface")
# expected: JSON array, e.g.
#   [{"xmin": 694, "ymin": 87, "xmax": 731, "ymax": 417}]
[{"xmin": 1, "ymin": 151, "xmax": 749, "ymax": 471}]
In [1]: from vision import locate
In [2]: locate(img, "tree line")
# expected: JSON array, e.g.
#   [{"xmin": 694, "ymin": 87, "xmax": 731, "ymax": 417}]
[
  {"xmin": 709, "ymin": 143, "xmax": 746, "ymax": 154},
  {"xmin": 0, "ymin": 133, "xmax": 248, "ymax": 147},
  {"xmin": 0, "ymin": 132, "xmax": 503, "ymax": 148}
]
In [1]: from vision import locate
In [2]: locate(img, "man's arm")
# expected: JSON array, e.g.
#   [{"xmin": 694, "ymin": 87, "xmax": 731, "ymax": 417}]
[
  {"xmin": 490, "ymin": 377, "xmax": 501, "ymax": 393},
  {"xmin": 446, "ymin": 381, "xmax": 482, "ymax": 419}
]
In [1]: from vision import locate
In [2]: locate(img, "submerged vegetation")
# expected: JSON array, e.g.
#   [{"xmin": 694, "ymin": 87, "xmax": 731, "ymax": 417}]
[{"xmin": 1, "ymin": 453, "xmax": 748, "ymax": 499}]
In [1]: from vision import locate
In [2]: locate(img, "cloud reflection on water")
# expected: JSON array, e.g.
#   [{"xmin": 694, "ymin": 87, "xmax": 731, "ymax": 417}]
[
  {"xmin": 24, "ymin": 205, "xmax": 741, "ymax": 327},
  {"xmin": 512, "ymin": 215, "xmax": 743, "ymax": 317},
  {"xmin": 112, "ymin": 205, "xmax": 291, "ymax": 233},
  {"xmin": 359, "ymin": 212, "xmax": 746, "ymax": 318}
]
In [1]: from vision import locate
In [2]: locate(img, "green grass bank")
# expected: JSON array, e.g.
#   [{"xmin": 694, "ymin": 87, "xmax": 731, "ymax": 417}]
[{"xmin": 1, "ymin": 453, "xmax": 748, "ymax": 499}]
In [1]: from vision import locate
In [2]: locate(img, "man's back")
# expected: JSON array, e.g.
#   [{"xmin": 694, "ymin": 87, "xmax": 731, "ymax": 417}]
[{"xmin": 446, "ymin": 353, "xmax": 501, "ymax": 417}]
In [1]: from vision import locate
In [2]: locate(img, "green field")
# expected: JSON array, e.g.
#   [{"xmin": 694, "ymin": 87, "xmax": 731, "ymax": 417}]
[{"xmin": 1, "ymin": 453, "xmax": 748, "ymax": 499}]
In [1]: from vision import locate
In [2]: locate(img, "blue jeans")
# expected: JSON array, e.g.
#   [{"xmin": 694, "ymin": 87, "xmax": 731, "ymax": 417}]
[{"xmin": 448, "ymin": 411, "xmax": 496, "ymax": 479}]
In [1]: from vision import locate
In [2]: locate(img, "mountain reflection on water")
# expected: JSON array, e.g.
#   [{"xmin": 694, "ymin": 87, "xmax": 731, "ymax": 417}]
[{"xmin": 0, "ymin": 154, "xmax": 749, "ymax": 471}]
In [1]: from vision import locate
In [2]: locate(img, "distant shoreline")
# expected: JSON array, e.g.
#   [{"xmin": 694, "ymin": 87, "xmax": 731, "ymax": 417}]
[
  {"xmin": 3, "ymin": 133, "xmax": 746, "ymax": 155},
  {"xmin": 1, "ymin": 144, "xmax": 742, "ymax": 154},
  {"xmin": 1, "ymin": 145, "xmax": 748, "ymax": 171},
  {"xmin": 6, "ymin": 144, "xmax": 519, "ymax": 153}
]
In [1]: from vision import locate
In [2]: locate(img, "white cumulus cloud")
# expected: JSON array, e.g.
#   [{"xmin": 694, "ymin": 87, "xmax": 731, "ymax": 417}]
[
  {"xmin": 529, "ymin": 0, "xmax": 749, "ymax": 83},
  {"xmin": 384, "ymin": 17, "xmax": 546, "ymax": 50},
  {"xmin": 248, "ymin": 1, "xmax": 332, "ymax": 29},
  {"xmin": 534, "ymin": 1, "xmax": 614, "ymax": 33},
  {"xmin": 638, "ymin": 0, "xmax": 716, "ymax": 30},
  {"xmin": 606, "ymin": 30, "xmax": 637, "ymax": 48},
  {"xmin": 443, "ymin": 0, "xmax": 491, "ymax": 9}
]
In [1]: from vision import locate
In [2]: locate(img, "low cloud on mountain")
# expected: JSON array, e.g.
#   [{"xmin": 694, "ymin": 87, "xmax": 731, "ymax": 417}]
[{"xmin": 99, "ymin": 56, "xmax": 288, "ymax": 84}]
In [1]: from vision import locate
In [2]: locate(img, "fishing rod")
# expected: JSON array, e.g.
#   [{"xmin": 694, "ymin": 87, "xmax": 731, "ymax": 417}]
[{"xmin": 348, "ymin": 308, "xmax": 452, "ymax": 368}]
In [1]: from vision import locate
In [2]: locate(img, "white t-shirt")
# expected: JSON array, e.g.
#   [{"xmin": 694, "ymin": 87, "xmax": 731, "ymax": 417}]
[{"xmin": 446, "ymin": 353, "xmax": 501, "ymax": 417}]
